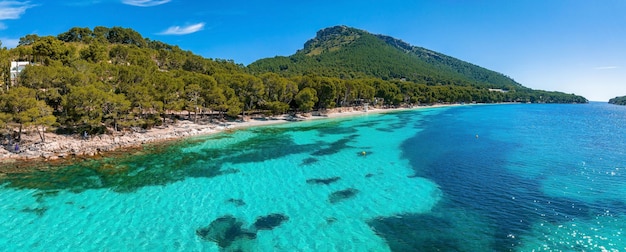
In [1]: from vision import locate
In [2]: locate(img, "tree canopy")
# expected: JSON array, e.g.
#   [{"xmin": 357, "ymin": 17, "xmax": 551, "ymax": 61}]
[
  {"xmin": 609, "ymin": 96, "xmax": 626, "ymax": 105},
  {"xmin": 0, "ymin": 26, "xmax": 588, "ymax": 142}
]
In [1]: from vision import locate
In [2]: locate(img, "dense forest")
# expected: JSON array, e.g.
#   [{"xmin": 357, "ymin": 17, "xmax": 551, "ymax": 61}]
[
  {"xmin": 0, "ymin": 26, "xmax": 587, "ymax": 141},
  {"xmin": 608, "ymin": 96, "xmax": 626, "ymax": 105}
]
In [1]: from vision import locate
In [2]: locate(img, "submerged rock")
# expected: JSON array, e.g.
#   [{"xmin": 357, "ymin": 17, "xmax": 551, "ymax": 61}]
[
  {"xmin": 197, "ymin": 213, "xmax": 290, "ymax": 250},
  {"xmin": 196, "ymin": 215, "xmax": 256, "ymax": 248},
  {"xmin": 329, "ymin": 188, "xmax": 360, "ymax": 204},
  {"xmin": 311, "ymin": 136, "xmax": 357, "ymax": 156},
  {"xmin": 306, "ymin": 176, "xmax": 341, "ymax": 185},
  {"xmin": 253, "ymin": 213, "xmax": 290, "ymax": 231},
  {"xmin": 20, "ymin": 206, "xmax": 47, "ymax": 216},
  {"xmin": 301, "ymin": 157, "xmax": 318, "ymax": 166}
]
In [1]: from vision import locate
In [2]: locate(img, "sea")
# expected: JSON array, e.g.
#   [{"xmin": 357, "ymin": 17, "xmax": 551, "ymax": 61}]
[{"xmin": 1, "ymin": 102, "xmax": 625, "ymax": 251}]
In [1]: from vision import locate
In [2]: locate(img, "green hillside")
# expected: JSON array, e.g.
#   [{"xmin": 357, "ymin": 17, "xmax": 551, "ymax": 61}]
[
  {"xmin": 249, "ymin": 25, "xmax": 523, "ymax": 90},
  {"xmin": 608, "ymin": 96, "xmax": 626, "ymax": 105}
]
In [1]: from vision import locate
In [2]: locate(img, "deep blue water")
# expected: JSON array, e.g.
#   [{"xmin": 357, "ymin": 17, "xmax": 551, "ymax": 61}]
[
  {"xmin": 375, "ymin": 102, "xmax": 626, "ymax": 251},
  {"xmin": 1, "ymin": 103, "xmax": 625, "ymax": 251}
]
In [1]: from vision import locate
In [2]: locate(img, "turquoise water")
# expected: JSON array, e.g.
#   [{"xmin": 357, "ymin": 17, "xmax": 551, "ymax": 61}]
[{"xmin": 1, "ymin": 103, "xmax": 625, "ymax": 251}]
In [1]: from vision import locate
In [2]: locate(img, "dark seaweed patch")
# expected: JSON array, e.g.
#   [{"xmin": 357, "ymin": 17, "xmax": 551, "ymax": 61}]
[
  {"xmin": 329, "ymin": 188, "xmax": 360, "ymax": 204},
  {"xmin": 375, "ymin": 128, "xmax": 395, "ymax": 132},
  {"xmin": 34, "ymin": 190, "xmax": 60, "ymax": 203},
  {"xmin": 300, "ymin": 157, "xmax": 318, "ymax": 166},
  {"xmin": 311, "ymin": 139, "xmax": 350, "ymax": 156},
  {"xmin": 311, "ymin": 134, "xmax": 359, "ymax": 156},
  {"xmin": 253, "ymin": 213, "xmax": 289, "ymax": 231},
  {"xmin": 21, "ymin": 206, "xmax": 48, "ymax": 216},
  {"xmin": 206, "ymin": 133, "xmax": 319, "ymax": 165},
  {"xmin": 186, "ymin": 165, "xmax": 226, "ymax": 178},
  {"xmin": 226, "ymin": 198, "xmax": 246, "ymax": 207},
  {"xmin": 33, "ymin": 190, "xmax": 60, "ymax": 198},
  {"xmin": 196, "ymin": 215, "xmax": 256, "ymax": 249},
  {"xmin": 306, "ymin": 177, "xmax": 341, "ymax": 185},
  {"xmin": 197, "ymin": 213, "xmax": 289, "ymax": 251},
  {"xmin": 204, "ymin": 134, "xmax": 234, "ymax": 141},
  {"xmin": 317, "ymin": 125, "xmax": 358, "ymax": 136},
  {"xmin": 353, "ymin": 119, "xmax": 387, "ymax": 128}
]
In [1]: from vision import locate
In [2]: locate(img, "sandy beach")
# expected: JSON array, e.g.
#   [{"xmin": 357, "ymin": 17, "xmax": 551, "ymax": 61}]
[{"xmin": 0, "ymin": 105, "xmax": 455, "ymax": 163}]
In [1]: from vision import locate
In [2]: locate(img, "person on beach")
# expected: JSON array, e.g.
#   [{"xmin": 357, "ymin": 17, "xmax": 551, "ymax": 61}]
[{"xmin": 14, "ymin": 143, "xmax": 19, "ymax": 153}]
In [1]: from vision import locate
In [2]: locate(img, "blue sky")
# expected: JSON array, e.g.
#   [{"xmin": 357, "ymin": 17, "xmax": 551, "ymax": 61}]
[{"xmin": 1, "ymin": 0, "xmax": 624, "ymax": 101}]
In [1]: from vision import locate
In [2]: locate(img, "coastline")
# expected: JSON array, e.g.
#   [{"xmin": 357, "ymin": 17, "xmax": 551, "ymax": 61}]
[{"xmin": 0, "ymin": 104, "xmax": 458, "ymax": 164}]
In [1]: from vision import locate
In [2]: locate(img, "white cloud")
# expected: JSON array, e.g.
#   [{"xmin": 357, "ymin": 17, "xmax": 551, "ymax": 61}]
[
  {"xmin": 594, "ymin": 66, "xmax": 619, "ymax": 70},
  {"xmin": 65, "ymin": 0, "xmax": 104, "ymax": 7},
  {"xmin": 121, "ymin": 0, "xmax": 170, "ymax": 7},
  {"xmin": 158, "ymin": 22, "xmax": 205, "ymax": 35},
  {"xmin": 0, "ymin": 1, "xmax": 36, "ymax": 20}
]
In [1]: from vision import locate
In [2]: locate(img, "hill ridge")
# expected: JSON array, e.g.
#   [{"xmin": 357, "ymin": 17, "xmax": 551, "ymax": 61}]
[{"xmin": 249, "ymin": 25, "xmax": 523, "ymax": 90}]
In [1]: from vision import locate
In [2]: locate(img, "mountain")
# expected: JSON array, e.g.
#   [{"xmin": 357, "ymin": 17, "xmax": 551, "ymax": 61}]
[{"xmin": 248, "ymin": 25, "xmax": 524, "ymax": 91}]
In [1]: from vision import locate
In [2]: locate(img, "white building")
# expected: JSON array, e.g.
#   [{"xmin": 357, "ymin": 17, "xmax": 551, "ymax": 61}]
[
  {"xmin": 488, "ymin": 88, "xmax": 509, "ymax": 93},
  {"xmin": 10, "ymin": 61, "xmax": 30, "ymax": 86}
]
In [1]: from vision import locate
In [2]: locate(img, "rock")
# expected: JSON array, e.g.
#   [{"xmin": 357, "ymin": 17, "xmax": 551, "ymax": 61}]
[
  {"xmin": 196, "ymin": 215, "xmax": 256, "ymax": 248},
  {"xmin": 301, "ymin": 157, "xmax": 318, "ymax": 165},
  {"xmin": 306, "ymin": 176, "xmax": 341, "ymax": 185},
  {"xmin": 329, "ymin": 188, "xmax": 360, "ymax": 204},
  {"xmin": 253, "ymin": 213, "xmax": 289, "ymax": 231}
]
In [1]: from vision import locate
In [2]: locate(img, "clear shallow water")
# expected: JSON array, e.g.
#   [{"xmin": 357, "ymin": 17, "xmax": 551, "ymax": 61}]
[{"xmin": 1, "ymin": 103, "xmax": 626, "ymax": 251}]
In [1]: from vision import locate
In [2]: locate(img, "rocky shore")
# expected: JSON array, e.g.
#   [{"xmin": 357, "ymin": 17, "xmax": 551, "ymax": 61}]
[
  {"xmin": 0, "ymin": 105, "xmax": 453, "ymax": 163},
  {"xmin": 1, "ymin": 121, "xmax": 212, "ymax": 162}
]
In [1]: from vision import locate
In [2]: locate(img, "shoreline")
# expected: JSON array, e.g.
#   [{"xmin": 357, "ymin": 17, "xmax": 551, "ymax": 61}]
[{"xmin": 0, "ymin": 104, "xmax": 459, "ymax": 165}]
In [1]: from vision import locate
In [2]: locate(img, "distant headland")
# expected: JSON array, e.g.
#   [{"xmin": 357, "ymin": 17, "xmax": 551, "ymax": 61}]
[{"xmin": 608, "ymin": 95, "xmax": 626, "ymax": 105}]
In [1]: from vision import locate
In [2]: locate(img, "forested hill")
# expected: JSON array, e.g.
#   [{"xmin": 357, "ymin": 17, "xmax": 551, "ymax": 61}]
[
  {"xmin": 249, "ymin": 25, "xmax": 523, "ymax": 90},
  {"xmin": 0, "ymin": 26, "xmax": 587, "ymax": 139},
  {"xmin": 608, "ymin": 96, "xmax": 626, "ymax": 105}
]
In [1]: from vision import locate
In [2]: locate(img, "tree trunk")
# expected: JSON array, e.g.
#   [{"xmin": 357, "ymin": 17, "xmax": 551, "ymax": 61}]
[
  {"xmin": 162, "ymin": 111, "xmax": 167, "ymax": 126},
  {"xmin": 37, "ymin": 125, "xmax": 46, "ymax": 142},
  {"xmin": 18, "ymin": 123, "xmax": 22, "ymax": 143}
]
